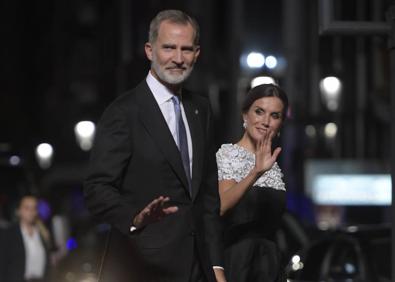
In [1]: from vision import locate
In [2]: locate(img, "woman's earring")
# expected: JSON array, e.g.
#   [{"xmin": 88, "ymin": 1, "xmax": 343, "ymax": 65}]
[
  {"xmin": 243, "ymin": 120, "xmax": 247, "ymax": 129},
  {"xmin": 277, "ymin": 131, "xmax": 281, "ymax": 137}
]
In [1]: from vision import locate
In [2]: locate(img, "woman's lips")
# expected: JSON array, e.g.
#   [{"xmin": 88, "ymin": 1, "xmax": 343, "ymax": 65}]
[{"xmin": 256, "ymin": 127, "xmax": 268, "ymax": 134}]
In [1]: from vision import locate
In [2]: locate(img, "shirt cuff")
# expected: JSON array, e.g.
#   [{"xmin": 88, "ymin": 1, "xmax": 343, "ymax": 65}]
[
  {"xmin": 212, "ymin": 266, "xmax": 224, "ymax": 270},
  {"xmin": 130, "ymin": 225, "xmax": 137, "ymax": 233}
]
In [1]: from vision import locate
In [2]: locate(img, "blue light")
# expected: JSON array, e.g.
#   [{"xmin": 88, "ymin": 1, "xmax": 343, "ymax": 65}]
[
  {"xmin": 67, "ymin": 238, "xmax": 78, "ymax": 251},
  {"xmin": 38, "ymin": 200, "xmax": 52, "ymax": 221}
]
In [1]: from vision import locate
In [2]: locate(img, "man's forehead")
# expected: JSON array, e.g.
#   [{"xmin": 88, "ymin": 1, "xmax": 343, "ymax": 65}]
[{"xmin": 157, "ymin": 20, "xmax": 194, "ymax": 37}]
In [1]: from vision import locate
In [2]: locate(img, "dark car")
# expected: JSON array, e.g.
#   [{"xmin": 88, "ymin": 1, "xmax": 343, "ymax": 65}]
[{"xmin": 286, "ymin": 224, "xmax": 391, "ymax": 282}]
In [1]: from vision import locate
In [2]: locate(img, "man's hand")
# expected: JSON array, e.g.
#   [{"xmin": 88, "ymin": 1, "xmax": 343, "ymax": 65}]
[
  {"xmin": 133, "ymin": 196, "xmax": 178, "ymax": 229},
  {"xmin": 213, "ymin": 268, "xmax": 227, "ymax": 282}
]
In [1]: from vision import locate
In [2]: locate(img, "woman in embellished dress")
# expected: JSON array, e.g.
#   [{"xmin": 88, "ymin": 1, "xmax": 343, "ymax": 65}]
[{"xmin": 216, "ymin": 84, "xmax": 288, "ymax": 282}]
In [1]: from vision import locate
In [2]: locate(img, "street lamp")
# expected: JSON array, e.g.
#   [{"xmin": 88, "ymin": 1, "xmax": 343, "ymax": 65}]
[
  {"xmin": 246, "ymin": 52, "xmax": 265, "ymax": 68},
  {"xmin": 36, "ymin": 143, "xmax": 54, "ymax": 169},
  {"xmin": 74, "ymin": 121, "xmax": 95, "ymax": 151},
  {"xmin": 319, "ymin": 76, "xmax": 342, "ymax": 111}
]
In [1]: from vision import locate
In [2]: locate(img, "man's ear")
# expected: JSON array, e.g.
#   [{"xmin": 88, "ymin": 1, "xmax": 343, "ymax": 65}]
[
  {"xmin": 194, "ymin": 45, "xmax": 200, "ymax": 62},
  {"xmin": 145, "ymin": 42, "xmax": 153, "ymax": 61}
]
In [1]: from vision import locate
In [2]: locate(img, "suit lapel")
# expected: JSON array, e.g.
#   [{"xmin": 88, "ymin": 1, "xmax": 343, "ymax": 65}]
[
  {"xmin": 136, "ymin": 82, "xmax": 191, "ymax": 195},
  {"xmin": 183, "ymin": 95, "xmax": 204, "ymax": 201}
]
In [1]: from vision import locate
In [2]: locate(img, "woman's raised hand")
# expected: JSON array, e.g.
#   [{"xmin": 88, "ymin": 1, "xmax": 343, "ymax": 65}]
[{"xmin": 252, "ymin": 130, "xmax": 281, "ymax": 176}]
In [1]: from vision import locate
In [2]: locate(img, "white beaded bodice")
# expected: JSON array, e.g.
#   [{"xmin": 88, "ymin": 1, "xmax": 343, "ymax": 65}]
[{"xmin": 216, "ymin": 143, "xmax": 286, "ymax": 191}]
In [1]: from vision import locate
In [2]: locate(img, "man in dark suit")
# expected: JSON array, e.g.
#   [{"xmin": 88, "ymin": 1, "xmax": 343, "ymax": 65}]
[
  {"xmin": 0, "ymin": 195, "xmax": 49, "ymax": 282},
  {"xmin": 84, "ymin": 10, "xmax": 226, "ymax": 282}
]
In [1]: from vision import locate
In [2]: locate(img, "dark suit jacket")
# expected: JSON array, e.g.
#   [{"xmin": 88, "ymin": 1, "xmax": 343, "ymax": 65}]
[
  {"xmin": 84, "ymin": 80, "xmax": 223, "ymax": 282},
  {"xmin": 0, "ymin": 224, "xmax": 49, "ymax": 282}
]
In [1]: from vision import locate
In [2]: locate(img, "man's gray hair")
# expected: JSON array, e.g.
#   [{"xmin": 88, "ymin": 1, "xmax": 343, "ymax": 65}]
[{"xmin": 148, "ymin": 10, "xmax": 200, "ymax": 46}]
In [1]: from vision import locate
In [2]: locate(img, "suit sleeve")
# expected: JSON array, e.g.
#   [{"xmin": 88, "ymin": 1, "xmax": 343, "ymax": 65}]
[
  {"xmin": 200, "ymin": 102, "xmax": 224, "ymax": 266},
  {"xmin": 84, "ymin": 103, "xmax": 139, "ymax": 235}
]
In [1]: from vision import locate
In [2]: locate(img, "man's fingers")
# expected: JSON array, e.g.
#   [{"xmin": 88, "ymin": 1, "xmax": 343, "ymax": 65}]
[
  {"xmin": 157, "ymin": 198, "xmax": 177, "ymax": 216},
  {"xmin": 148, "ymin": 196, "xmax": 166, "ymax": 211},
  {"xmin": 159, "ymin": 197, "xmax": 170, "ymax": 208},
  {"xmin": 146, "ymin": 201, "xmax": 157, "ymax": 214},
  {"xmin": 147, "ymin": 197, "xmax": 161, "ymax": 208},
  {"xmin": 162, "ymin": 206, "xmax": 178, "ymax": 214},
  {"xmin": 139, "ymin": 196, "xmax": 175, "ymax": 224},
  {"xmin": 162, "ymin": 196, "xmax": 170, "ymax": 202},
  {"xmin": 135, "ymin": 196, "xmax": 174, "ymax": 227},
  {"xmin": 157, "ymin": 196, "xmax": 170, "ymax": 208},
  {"xmin": 151, "ymin": 196, "xmax": 172, "ymax": 214},
  {"xmin": 152, "ymin": 199, "xmax": 165, "ymax": 214}
]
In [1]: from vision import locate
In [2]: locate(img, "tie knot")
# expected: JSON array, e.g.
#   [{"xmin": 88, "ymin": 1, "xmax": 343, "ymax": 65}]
[{"xmin": 171, "ymin": 95, "xmax": 180, "ymax": 106}]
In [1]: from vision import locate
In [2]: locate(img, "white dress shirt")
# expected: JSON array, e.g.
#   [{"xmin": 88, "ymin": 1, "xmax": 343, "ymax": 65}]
[
  {"xmin": 146, "ymin": 71, "xmax": 193, "ymax": 176},
  {"xmin": 20, "ymin": 224, "xmax": 46, "ymax": 280}
]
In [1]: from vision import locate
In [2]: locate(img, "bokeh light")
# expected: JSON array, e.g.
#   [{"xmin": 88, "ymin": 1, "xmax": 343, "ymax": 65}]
[
  {"xmin": 246, "ymin": 52, "xmax": 265, "ymax": 68},
  {"xmin": 74, "ymin": 121, "xmax": 96, "ymax": 151},
  {"xmin": 324, "ymin": 122, "xmax": 338, "ymax": 138},
  {"xmin": 319, "ymin": 76, "xmax": 342, "ymax": 111},
  {"xmin": 35, "ymin": 143, "xmax": 54, "ymax": 169},
  {"xmin": 265, "ymin": 55, "xmax": 278, "ymax": 69}
]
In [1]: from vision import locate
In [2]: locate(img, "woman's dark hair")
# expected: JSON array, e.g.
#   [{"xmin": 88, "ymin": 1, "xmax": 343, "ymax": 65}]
[{"xmin": 241, "ymin": 84, "xmax": 289, "ymax": 119}]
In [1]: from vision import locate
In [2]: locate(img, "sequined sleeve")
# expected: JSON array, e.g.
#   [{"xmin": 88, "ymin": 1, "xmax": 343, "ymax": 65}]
[{"xmin": 216, "ymin": 144, "xmax": 235, "ymax": 181}]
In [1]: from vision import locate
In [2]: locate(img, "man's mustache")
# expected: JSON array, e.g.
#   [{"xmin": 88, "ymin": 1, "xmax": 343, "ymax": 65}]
[{"xmin": 166, "ymin": 66, "xmax": 187, "ymax": 70}]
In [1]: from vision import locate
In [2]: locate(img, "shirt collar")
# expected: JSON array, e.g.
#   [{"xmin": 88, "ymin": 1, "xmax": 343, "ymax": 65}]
[
  {"xmin": 20, "ymin": 224, "xmax": 39, "ymax": 239},
  {"xmin": 146, "ymin": 71, "xmax": 175, "ymax": 105}
]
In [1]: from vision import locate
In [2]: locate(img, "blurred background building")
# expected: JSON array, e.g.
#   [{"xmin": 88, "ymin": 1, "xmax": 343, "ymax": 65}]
[{"xmin": 0, "ymin": 0, "xmax": 393, "ymax": 281}]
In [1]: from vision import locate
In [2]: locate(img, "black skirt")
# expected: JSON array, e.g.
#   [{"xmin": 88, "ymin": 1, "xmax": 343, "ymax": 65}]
[{"xmin": 222, "ymin": 186, "xmax": 286, "ymax": 282}]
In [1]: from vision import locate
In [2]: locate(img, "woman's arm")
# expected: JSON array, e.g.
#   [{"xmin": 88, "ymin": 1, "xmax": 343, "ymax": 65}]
[
  {"xmin": 219, "ymin": 131, "xmax": 281, "ymax": 216},
  {"xmin": 218, "ymin": 168, "xmax": 260, "ymax": 216}
]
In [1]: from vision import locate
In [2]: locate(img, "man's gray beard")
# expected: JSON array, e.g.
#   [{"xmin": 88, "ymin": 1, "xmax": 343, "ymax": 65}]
[{"xmin": 151, "ymin": 60, "xmax": 193, "ymax": 85}]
